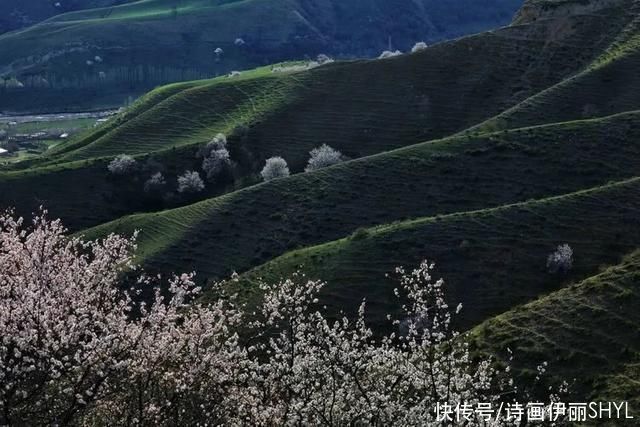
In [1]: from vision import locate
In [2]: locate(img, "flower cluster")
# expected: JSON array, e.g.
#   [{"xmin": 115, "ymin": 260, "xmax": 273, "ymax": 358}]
[{"xmin": 0, "ymin": 211, "xmax": 557, "ymax": 425}]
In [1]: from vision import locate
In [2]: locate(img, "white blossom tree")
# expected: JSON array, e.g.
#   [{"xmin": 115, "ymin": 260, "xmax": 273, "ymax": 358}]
[
  {"xmin": 305, "ymin": 144, "xmax": 343, "ymax": 172},
  {"xmin": 177, "ymin": 170, "xmax": 205, "ymax": 193},
  {"xmin": 0, "ymin": 210, "xmax": 244, "ymax": 425},
  {"xmin": 107, "ymin": 154, "xmax": 137, "ymax": 175},
  {"xmin": 547, "ymin": 244, "xmax": 573, "ymax": 274},
  {"xmin": 379, "ymin": 50, "xmax": 402, "ymax": 59},
  {"xmin": 0, "ymin": 211, "xmax": 560, "ymax": 426},
  {"xmin": 411, "ymin": 41, "xmax": 428, "ymax": 53},
  {"xmin": 202, "ymin": 148, "xmax": 231, "ymax": 182},
  {"xmin": 197, "ymin": 133, "xmax": 227, "ymax": 158},
  {"xmin": 144, "ymin": 172, "xmax": 166, "ymax": 193},
  {"xmin": 260, "ymin": 156, "xmax": 290, "ymax": 181}
]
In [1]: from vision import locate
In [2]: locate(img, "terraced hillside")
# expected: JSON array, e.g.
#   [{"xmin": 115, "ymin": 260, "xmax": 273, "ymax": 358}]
[
  {"xmin": 80, "ymin": 110, "xmax": 640, "ymax": 283},
  {"xmin": 0, "ymin": 0, "xmax": 522, "ymax": 112},
  {"xmin": 0, "ymin": 3, "xmax": 632, "ymax": 231},
  {"xmin": 473, "ymin": 251, "xmax": 640, "ymax": 409},
  {"xmin": 474, "ymin": 0, "xmax": 640, "ymax": 133},
  {"xmin": 233, "ymin": 177, "xmax": 640, "ymax": 328}
]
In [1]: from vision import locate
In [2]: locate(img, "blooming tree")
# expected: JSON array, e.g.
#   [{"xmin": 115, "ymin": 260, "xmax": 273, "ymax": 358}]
[
  {"xmin": 143, "ymin": 172, "xmax": 166, "ymax": 193},
  {"xmin": 305, "ymin": 144, "xmax": 343, "ymax": 172},
  {"xmin": 197, "ymin": 133, "xmax": 227, "ymax": 158},
  {"xmin": 260, "ymin": 156, "xmax": 290, "ymax": 181},
  {"xmin": 411, "ymin": 41, "xmax": 428, "ymax": 53},
  {"xmin": 0, "ymin": 211, "xmax": 562, "ymax": 425},
  {"xmin": 177, "ymin": 170, "xmax": 205, "ymax": 193},
  {"xmin": 0, "ymin": 210, "xmax": 243, "ymax": 425},
  {"xmin": 547, "ymin": 244, "xmax": 573, "ymax": 274},
  {"xmin": 202, "ymin": 148, "xmax": 231, "ymax": 182},
  {"xmin": 379, "ymin": 50, "xmax": 402, "ymax": 59},
  {"xmin": 107, "ymin": 154, "xmax": 137, "ymax": 175}
]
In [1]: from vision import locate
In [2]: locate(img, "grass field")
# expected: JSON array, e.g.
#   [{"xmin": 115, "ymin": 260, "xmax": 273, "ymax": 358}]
[{"xmin": 232, "ymin": 177, "xmax": 640, "ymax": 329}]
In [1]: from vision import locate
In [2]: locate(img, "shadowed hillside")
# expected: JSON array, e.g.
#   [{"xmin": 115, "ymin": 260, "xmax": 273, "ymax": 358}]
[
  {"xmin": 0, "ymin": 0, "xmax": 522, "ymax": 113},
  {"xmin": 473, "ymin": 250, "xmax": 640, "ymax": 410}
]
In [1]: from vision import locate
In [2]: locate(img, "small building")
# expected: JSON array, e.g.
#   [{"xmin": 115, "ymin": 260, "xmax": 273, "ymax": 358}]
[{"xmin": 0, "ymin": 148, "xmax": 9, "ymax": 157}]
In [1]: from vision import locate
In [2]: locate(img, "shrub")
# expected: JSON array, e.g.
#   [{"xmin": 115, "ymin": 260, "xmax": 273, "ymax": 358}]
[
  {"xmin": 305, "ymin": 144, "xmax": 343, "ymax": 172},
  {"xmin": 547, "ymin": 243, "xmax": 573, "ymax": 274},
  {"xmin": 378, "ymin": 49, "xmax": 402, "ymax": 59},
  {"xmin": 107, "ymin": 154, "xmax": 137, "ymax": 175},
  {"xmin": 143, "ymin": 172, "xmax": 166, "ymax": 193},
  {"xmin": 411, "ymin": 41, "xmax": 428, "ymax": 53},
  {"xmin": 260, "ymin": 156, "xmax": 290, "ymax": 181},
  {"xmin": 177, "ymin": 170, "xmax": 205, "ymax": 193}
]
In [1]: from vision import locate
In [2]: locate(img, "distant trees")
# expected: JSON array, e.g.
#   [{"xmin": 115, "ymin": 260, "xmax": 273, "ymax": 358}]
[
  {"xmin": 379, "ymin": 50, "xmax": 402, "ymax": 59},
  {"xmin": 305, "ymin": 144, "xmax": 343, "ymax": 172},
  {"xmin": 107, "ymin": 154, "xmax": 137, "ymax": 175},
  {"xmin": 411, "ymin": 41, "xmax": 428, "ymax": 53},
  {"xmin": 547, "ymin": 244, "xmax": 573, "ymax": 274},
  {"xmin": 261, "ymin": 156, "xmax": 290, "ymax": 181},
  {"xmin": 177, "ymin": 170, "xmax": 205, "ymax": 193},
  {"xmin": 197, "ymin": 133, "xmax": 231, "ymax": 182}
]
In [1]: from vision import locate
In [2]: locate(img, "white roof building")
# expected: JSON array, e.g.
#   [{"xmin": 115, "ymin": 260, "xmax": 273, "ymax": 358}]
[{"xmin": 0, "ymin": 148, "xmax": 9, "ymax": 156}]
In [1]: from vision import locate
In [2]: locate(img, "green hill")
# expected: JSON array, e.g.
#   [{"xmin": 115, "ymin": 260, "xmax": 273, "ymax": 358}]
[
  {"xmin": 0, "ymin": 4, "xmax": 631, "ymax": 231},
  {"xmin": 230, "ymin": 177, "xmax": 640, "ymax": 329},
  {"xmin": 0, "ymin": 0, "xmax": 522, "ymax": 113},
  {"xmin": 0, "ymin": 0, "xmax": 133, "ymax": 35},
  {"xmin": 472, "ymin": 0, "xmax": 640, "ymax": 133},
  {"xmin": 79, "ymin": 110, "xmax": 640, "ymax": 285},
  {"xmin": 473, "ymin": 250, "xmax": 640, "ymax": 410}
]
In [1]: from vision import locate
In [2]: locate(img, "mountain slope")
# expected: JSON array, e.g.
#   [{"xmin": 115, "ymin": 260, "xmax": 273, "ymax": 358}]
[
  {"xmin": 79, "ymin": 110, "xmax": 640, "ymax": 283},
  {"xmin": 473, "ymin": 250, "xmax": 640, "ymax": 408},
  {"xmin": 230, "ymin": 177, "xmax": 640, "ymax": 329},
  {"xmin": 0, "ymin": 0, "xmax": 133, "ymax": 35},
  {"xmin": 0, "ymin": 4, "xmax": 632, "ymax": 231},
  {"xmin": 0, "ymin": 0, "xmax": 523, "ymax": 113}
]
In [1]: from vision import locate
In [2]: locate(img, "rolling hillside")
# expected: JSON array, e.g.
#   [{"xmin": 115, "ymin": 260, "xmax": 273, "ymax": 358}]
[
  {"xmin": 0, "ymin": 1, "xmax": 633, "ymax": 231},
  {"xmin": 228, "ymin": 177, "xmax": 640, "ymax": 329},
  {"xmin": 0, "ymin": 0, "xmax": 133, "ymax": 35},
  {"xmin": 473, "ymin": 250, "xmax": 640, "ymax": 410},
  {"xmin": 0, "ymin": 0, "xmax": 522, "ymax": 113},
  {"xmin": 1, "ymin": 0, "xmax": 640, "ymax": 409},
  {"xmin": 79, "ymin": 110, "xmax": 640, "ymax": 284}
]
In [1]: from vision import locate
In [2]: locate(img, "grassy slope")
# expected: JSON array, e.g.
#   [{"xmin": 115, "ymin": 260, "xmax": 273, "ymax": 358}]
[
  {"xmin": 472, "ymin": 250, "xmax": 640, "ymax": 410},
  {"xmin": 39, "ymin": 7, "xmax": 628, "ymax": 164},
  {"xmin": 80, "ymin": 110, "xmax": 640, "ymax": 284},
  {"xmin": 472, "ymin": 1, "xmax": 640, "ymax": 134},
  {"xmin": 0, "ymin": 10, "xmax": 629, "ymax": 231},
  {"xmin": 232, "ymin": 177, "xmax": 640, "ymax": 329},
  {"xmin": 0, "ymin": 0, "xmax": 522, "ymax": 113}
]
